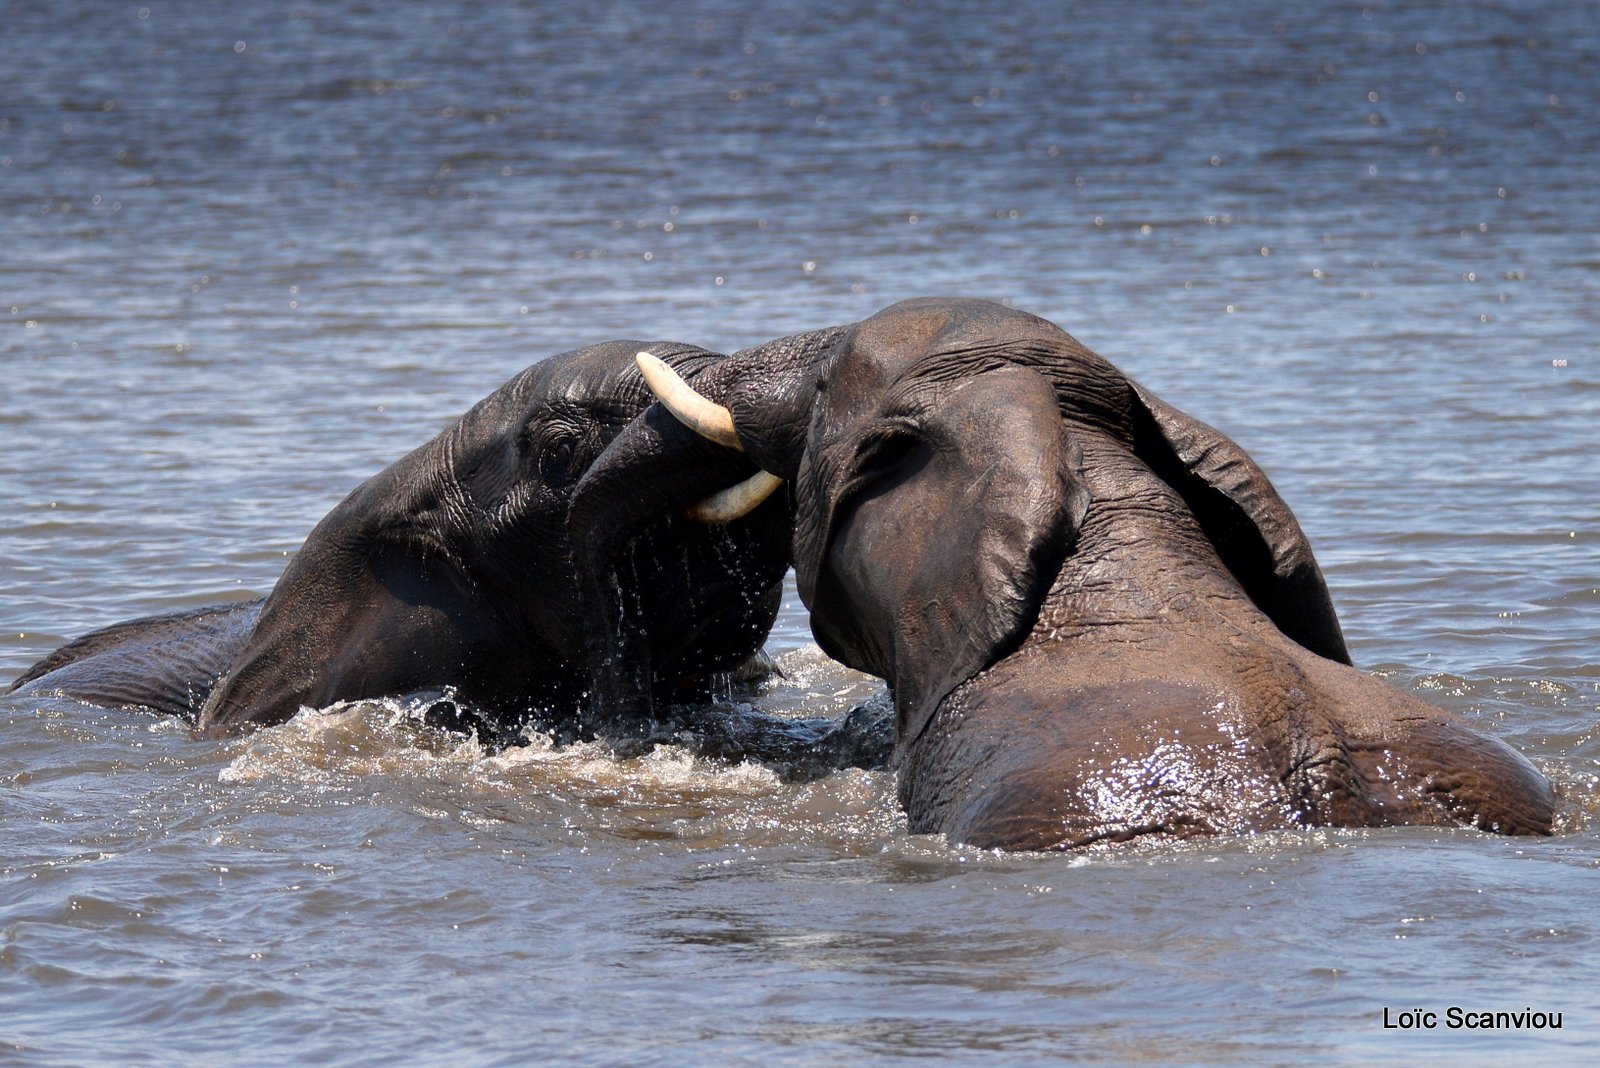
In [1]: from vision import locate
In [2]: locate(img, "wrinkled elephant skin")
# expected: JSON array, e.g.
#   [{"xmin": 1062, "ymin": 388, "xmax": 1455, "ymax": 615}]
[
  {"xmin": 11, "ymin": 341, "xmax": 789, "ymax": 738},
  {"xmin": 595, "ymin": 297, "xmax": 1553, "ymax": 848}
]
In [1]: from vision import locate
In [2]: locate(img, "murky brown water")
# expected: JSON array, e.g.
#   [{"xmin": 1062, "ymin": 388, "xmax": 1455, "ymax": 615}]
[{"xmin": 4, "ymin": 2, "xmax": 1598, "ymax": 1063}]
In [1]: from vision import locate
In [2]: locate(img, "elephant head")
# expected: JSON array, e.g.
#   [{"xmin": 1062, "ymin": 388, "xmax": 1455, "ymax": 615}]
[
  {"xmin": 193, "ymin": 339, "xmax": 789, "ymax": 736},
  {"xmin": 582, "ymin": 297, "xmax": 1553, "ymax": 848}
]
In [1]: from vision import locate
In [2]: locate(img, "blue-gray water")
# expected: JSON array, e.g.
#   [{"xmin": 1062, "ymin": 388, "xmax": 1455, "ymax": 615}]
[{"xmin": 3, "ymin": 2, "xmax": 1597, "ymax": 1064}]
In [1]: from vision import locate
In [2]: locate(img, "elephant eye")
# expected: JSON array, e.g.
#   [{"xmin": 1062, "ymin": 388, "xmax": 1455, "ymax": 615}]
[{"xmin": 537, "ymin": 436, "xmax": 578, "ymax": 481}]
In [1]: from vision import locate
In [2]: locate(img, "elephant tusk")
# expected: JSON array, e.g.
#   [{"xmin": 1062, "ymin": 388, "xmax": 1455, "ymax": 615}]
[
  {"xmin": 684, "ymin": 470, "xmax": 785, "ymax": 524},
  {"xmin": 636, "ymin": 351, "xmax": 744, "ymax": 451}
]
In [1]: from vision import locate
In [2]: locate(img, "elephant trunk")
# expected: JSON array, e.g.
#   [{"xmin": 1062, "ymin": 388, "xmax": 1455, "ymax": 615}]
[
  {"xmin": 567, "ymin": 327, "xmax": 845, "ymax": 734},
  {"xmin": 567, "ymin": 396, "xmax": 777, "ymax": 734},
  {"xmin": 634, "ymin": 351, "xmax": 790, "ymax": 522},
  {"xmin": 719, "ymin": 326, "xmax": 851, "ymax": 480},
  {"xmin": 640, "ymin": 326, "xmax": 854, "ymax": 474}
]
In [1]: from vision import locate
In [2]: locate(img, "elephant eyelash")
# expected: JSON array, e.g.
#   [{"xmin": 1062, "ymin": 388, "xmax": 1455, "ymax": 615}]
[
  {"xmin": 854, "ymin": 428, "xmax": 921, "ymax": 475},
  {"xmin": 529, "ymin": 419, "xmax": 605, "ymax": 485},
  {"xmin": 852, "ymin": 415, "xmax": 925, "ymax": 456},
  {"xmin": 533, "ymin": 437, "xmax": 575, "ymax": 480}
]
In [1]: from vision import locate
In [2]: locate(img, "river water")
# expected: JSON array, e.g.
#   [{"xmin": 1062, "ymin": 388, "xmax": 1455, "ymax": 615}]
[{"xmin": 3, "ymin": 1, "xmax": 1597, "ymax": 1063}]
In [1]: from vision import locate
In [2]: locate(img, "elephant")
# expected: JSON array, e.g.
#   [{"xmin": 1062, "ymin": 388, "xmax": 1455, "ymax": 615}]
[
  {"xmin": 9, "ymin": 340, "xmax": 793, "ymax": 741},
  {"xmin": 569, "ymin": 297, "xmax": 1555, "ymax": 849}
]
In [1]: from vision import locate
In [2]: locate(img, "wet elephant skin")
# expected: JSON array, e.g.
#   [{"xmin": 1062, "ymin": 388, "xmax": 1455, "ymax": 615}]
[
  {"xmin": 579, "ymin": 298, "xmax": 1554, "ymax": 848},
  {"xmin": 10, "ymin": 341, "xmax": 790, "ymax": 739}
]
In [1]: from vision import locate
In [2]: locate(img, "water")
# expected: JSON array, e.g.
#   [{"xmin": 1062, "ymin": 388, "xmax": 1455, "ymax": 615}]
[{"xmin": 3, "ymin": 1, "xmax": 1598, "ymax": 1062}]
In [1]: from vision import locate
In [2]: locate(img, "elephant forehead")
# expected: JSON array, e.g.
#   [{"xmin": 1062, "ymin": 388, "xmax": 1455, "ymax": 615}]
[
  {"xmin": 842, "ymin": 298, "xmax": 1070, "ymax": 376},
  {"xmin": 818, "ymin": 301, "xmax": 1084, "ymax": 430},
  {"xmin": 528, "ymin": 340, "xmax": 720, "ymax": 411},
  {"xmin": 861, "ymin": 296, "xmax": 1068, "ymax": 346}
]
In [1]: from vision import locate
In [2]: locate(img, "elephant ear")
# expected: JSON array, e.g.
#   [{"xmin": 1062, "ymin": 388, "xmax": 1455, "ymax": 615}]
[
  {"xmin": 1128, "ymin": 380, "xmax": 1352, "ymax": 664},
  {"xmin": 799, "ymin": 367, "xmax": 1087, "ymax": 745}
]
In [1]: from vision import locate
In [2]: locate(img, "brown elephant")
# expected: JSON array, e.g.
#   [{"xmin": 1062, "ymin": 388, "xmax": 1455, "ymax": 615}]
[{"xmin": 570, "ymin": 297, "xmax": 1554, "ymax": 849}]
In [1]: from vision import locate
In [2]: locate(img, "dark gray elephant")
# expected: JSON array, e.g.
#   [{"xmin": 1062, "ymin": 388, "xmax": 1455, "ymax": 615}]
[
  {"xmin": 570, "ymin": 297, "xmax": 1554, "ymax": 848},
  {"xmin": 9, "ymin": 341, "xmax": 792, "ymax": 739}
]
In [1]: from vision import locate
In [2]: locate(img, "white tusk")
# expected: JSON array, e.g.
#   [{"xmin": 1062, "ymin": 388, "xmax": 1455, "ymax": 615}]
[
  {"xmin": 684, "ymin": 471, "xmax": 785, "ymax": 524},
  {"xmin": 636, "ymin": 351, "xmax": 743, "ymax": 451}
]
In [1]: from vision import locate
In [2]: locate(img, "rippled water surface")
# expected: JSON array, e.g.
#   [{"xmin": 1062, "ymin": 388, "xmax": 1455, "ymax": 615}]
[{"xmin": 4, "ymin": 2, "xmax": 1598, "ymax": 1063}]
